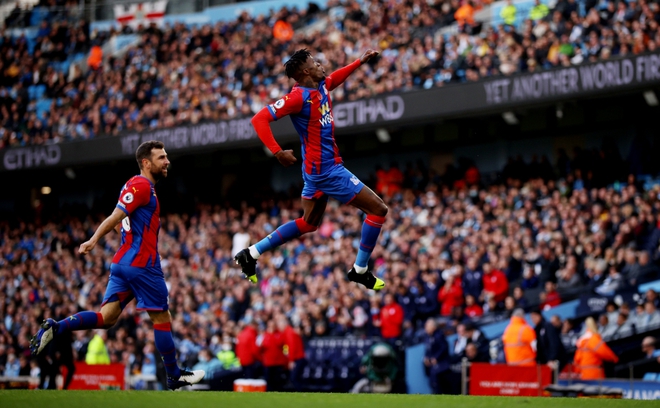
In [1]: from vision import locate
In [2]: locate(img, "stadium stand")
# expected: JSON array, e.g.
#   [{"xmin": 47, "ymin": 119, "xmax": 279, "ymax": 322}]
[
  {"xmin": 2, "ymin": 0, "xmax": 660, "ymax": 148},
  {"xmin": 1, "ymin": 142, "xmax": 660, "ymax": 390}
]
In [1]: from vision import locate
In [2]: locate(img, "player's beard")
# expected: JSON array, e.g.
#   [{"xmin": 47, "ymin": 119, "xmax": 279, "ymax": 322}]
[{"xmin": 151, "ymin": 165, "xmax": 168, "ymax": 181}]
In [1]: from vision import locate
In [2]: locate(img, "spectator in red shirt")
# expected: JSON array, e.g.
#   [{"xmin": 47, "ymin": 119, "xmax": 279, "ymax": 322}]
[
  {"xmin": 438, "ymin": 274, "xmax": 464, "ymax": 317},
  {"xmin": 464, "ymin": 294, "xmax": 483, "ymax": 318},
  {"xmin": 482, "ymin": 262, "xmax": 509, "ymax": 303},
  {"xmin": 236, "ymin": 320, "xmax": 261, "ymax": 379},
  {"xmin": 276, "ymin": 314, "xmax": 306, "ymax": 391},
  {"xmin": 385, "ymin": 163, "xmax": 404, "ymax": 196},
  {"xmin": 377, "ymin": 293, "xmax": 404, "ymax": 342},
  {"xmin": 540, "ymin": 281, "xmax": 561, "ymax": 310},
  {"xmin": 260, "ymin": 320, "xmax": 288, "ymax": 391}
]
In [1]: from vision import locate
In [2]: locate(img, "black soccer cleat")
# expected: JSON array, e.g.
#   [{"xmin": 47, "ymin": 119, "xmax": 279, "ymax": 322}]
[
  {"xmin": 167, "ymin": 369, "xmax": 205, "ymax": 390},
  {"xmin": 348, "ymin": 268, "xmax": 385, "ymax": 290},
  {"xmin": 234, "ymin": 248, "xmax": 258, "ymax": 283}
]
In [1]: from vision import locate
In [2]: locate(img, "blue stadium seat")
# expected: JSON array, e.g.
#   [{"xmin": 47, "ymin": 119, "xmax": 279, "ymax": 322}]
[
  {"xmin": 643, "ymin": 372, "xmax": 658, "ymax": 381},
  {"xmin": 30, "ymin": 7, "xmax": 50, "ymax": 27},
  {"xmin": 36, "ymin": 98, "xmax": 52, "ymax": 120},
  {"xmin": 26, "ymin": 38, "xmax": 36, "ymax": 54},
  {"xmin": 28, "ymin": 84, "xmax": 46, "ymax": 100}
]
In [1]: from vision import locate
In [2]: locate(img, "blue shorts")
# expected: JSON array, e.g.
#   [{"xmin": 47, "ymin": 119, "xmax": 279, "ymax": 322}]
[
  {"xmin": 301, "ymin": 164, "xmax": 365, "ymax": 204},
  {"xmin": 102, "ymin": 264, "xmax": 169, "ymax": 311}
]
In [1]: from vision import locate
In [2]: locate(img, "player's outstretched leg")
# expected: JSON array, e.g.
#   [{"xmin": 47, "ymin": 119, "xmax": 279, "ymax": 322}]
[
  {"xmin": 235, "ymin": 218, "xmax": 317, "ymax": 283},
  {"xmin": 347, "ymin": 187, "xmax": 388, "ymax": 291},
  {"xmin": 151, "ymin": 320, "xmax": 205, "ymax": 390},
  {"xmin": 30, "ymin": 311, "xmax": 105, "ymax": 356}
]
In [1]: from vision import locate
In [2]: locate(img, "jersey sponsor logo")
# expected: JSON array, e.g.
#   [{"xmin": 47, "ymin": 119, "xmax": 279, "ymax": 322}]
[
  {"xmin": 322, "ymin": 85, "xmax": 328, "ymax": 95},
  {"xmin": 318, "ymin": 102, "xmax": 334, "ymax": 126},
  {"xmin": 122, "ymin": 192, "xmax": 134, "ymax": 204},
  {"xmin": 318, "ymin": 102, "xmax": 330, "ymax": 115},
  {"xmin": 350, "ymin": 176, "xmax": 360, "ymax": 185}
]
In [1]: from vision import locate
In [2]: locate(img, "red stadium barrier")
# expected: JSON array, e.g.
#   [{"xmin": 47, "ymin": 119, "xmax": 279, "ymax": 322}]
[
  {"xmin": 469, "ymin": 363, "xmax": 552, "ymax": 397},
  {"xmin": 61, "ymin": 362, "xmax": 126, "ymax": 390}
]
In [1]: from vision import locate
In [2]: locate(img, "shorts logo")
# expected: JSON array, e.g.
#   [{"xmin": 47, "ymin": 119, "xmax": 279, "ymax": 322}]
[
  {"xmin": 273, "ymin": 99, "xmax": 285, "ymax": 110},
  {"xmin": 122, "ymin": 192, "xmax": 134, "ymax": 204},
  {"xmin": 350, "ymin": 176, "xmax": 360, "ymax": 185}
]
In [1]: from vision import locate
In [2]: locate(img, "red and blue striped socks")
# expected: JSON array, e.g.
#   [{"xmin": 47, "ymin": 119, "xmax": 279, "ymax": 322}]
[
  {"xmin": 355, "ymin": 214, "xmax": 386, "ymax": 272},
  {"xmin": 57, "ymin": 312, "xmax": 104, "ymax": 334},
  {"xmin": 154, "ymin": 322, "xmax": 180, "ymax": 379}
]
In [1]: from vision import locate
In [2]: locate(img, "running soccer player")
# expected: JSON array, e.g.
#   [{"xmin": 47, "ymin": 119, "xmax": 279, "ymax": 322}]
[
  {"xmin": 29, "ymin": 140, "xmax": 205, "ymax": 390},
  {"xmin": 235, "ymin": 49, "xmax": 387, "ymax": 291}
]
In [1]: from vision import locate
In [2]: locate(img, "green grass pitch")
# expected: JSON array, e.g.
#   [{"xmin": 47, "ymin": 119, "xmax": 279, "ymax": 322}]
[{"xmin": 0, "ymin": 391, "xmax": 657, "ymax": 408}]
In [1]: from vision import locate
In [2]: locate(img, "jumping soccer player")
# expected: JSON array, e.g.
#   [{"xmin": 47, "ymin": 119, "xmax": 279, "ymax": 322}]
[
  {"xmin": 235, "ymin": 49, "xmax": 388, "ymax": 291},
  {"xmin": 30, "ymin": 140, "xmax": 205, "ymax": 390}
]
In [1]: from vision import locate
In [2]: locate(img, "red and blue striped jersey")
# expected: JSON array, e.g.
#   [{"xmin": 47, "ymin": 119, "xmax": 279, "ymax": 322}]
[
  {"xmin": 267, "ymin": 80, "xmax": 342, "ymax": 175},
  {"xmin": 112, "ymin": 175, "xmax": 161, "ymax": 268}
]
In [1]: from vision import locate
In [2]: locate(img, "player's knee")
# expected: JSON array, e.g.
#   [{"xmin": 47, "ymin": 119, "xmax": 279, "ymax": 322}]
[
  {"xmin": 102, "ymin": 314, "xmax": 118, "ymax": 328},
  {"xmin": 373, "ymin": 203, "xmax": 388, "ymax": 217},
  {"xmin": 296, "ymin": 217, "xmax": 318, "ymax": 235}
]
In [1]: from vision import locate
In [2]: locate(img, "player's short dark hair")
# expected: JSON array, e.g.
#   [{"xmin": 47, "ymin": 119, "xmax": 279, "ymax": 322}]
[
  {"xmin": 136, "ymin": 140, "xmax": 164, "ymax": 169},
  {"xmin": 284, "ymin": 48, "xmax": 312, "ymax": 80}
]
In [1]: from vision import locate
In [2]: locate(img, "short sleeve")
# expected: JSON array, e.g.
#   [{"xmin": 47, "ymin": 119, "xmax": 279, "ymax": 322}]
[
  {"xmin": 266, "ymin": 91, "xmax": 304, "ymax": 120},
  {"xmin": 116, "ymin": 179, "xmax": 151, "ymax": 215}
]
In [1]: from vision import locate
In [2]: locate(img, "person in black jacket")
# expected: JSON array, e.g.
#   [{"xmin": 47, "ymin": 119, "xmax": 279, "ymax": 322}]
[
  {"xmin": 54, "ymin": 331, "xmax": 76, "ymax": 389},
  {"xmin": 530, "ymin": 308, "xmax": 566, "ymax": 370},
  {"xmin": 422, "ymin": 318, "xmax": 450, "ymax": 394}
]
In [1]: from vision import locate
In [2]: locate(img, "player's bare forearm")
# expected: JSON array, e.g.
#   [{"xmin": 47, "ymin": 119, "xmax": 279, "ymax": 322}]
[{"xmin": 79, "ymin": 208, "xmax": 126, "ymax": 254}]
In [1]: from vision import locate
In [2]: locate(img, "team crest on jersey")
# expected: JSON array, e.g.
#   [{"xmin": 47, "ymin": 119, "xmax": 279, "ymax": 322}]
[{"xmin": 122, "ymin": 192, "xmax": 134, "ymax": 204}]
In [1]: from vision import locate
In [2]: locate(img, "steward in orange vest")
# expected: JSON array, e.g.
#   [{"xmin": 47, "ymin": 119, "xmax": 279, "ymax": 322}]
[
  {"xmin": 502, "ymin": 309, "xmax": 537, "ymax": 367},
  {"xmin": 573, "ymin": 317, "xmax": 618, "ymax": 379}
]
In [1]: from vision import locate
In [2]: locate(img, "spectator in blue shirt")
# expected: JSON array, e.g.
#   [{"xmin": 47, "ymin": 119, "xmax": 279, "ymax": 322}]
[
  {"xmin": 462, "ymin": 256, "xmax": 483, "ymax": 300},
  {"xmin": 422, "ymin": 318, "xmax": 450, "ymax": 394}
]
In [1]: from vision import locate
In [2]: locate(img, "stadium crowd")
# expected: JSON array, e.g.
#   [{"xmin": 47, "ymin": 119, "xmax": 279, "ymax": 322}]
[
  {"xmin": 2, "ymin": 0, "xmax": 660, "ymax": 148},
  {"xmin": 1, "ymin": 143, "xmax": 660, "ymax": 387}
]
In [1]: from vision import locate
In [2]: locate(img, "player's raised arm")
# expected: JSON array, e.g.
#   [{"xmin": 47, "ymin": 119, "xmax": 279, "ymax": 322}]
[
  {"xmin": 326, "ymin": 50, "xmax": 380, "ymax": 91},
  {"xmin": 79, "ymin": 207, "xmax": 127, "ymax": 254},
  {"xmin": 251, "ymin": 92, "xmax": 303, "ymax": 167}
]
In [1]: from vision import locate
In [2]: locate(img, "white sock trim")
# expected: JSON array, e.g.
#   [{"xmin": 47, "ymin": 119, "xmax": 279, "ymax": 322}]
[
  {"xmin": 354, "ymin": 264, "xmax": 367, "ymax": 274},
  {"xmin": 249, "ymin": 246, "xmax": 261, "ymax": 260}
]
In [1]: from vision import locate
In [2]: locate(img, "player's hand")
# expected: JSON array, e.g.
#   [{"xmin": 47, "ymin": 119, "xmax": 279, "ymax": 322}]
[
  {"xmin": 275, "ymin": 150, "xmax": 297, "ymax": 167},
  {"xmin": 79, "ymin": 239, "xmax": 97, "ymax": 255},
  {"xmin": 360, "ymin": 50, "xmax": 380, "ymax": 64}
]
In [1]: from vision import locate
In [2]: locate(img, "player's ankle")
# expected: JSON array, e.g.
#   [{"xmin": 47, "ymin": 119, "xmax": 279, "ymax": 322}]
[
  {"xmin": 248, "ymin": 246, "xmax": 261, "ymax": 260},
  {"xmin": 353, "ymin": 264, "xmax": 367, "ymax": 274}
]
